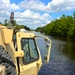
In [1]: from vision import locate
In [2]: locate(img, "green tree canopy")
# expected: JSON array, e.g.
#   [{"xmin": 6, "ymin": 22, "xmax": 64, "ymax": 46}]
[{"xmin": 36, "ymin": 12, "xmax": 75, "ymax": 39}]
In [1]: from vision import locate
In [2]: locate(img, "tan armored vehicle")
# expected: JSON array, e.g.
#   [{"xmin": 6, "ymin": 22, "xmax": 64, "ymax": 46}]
[{"xmin": 0, "ymin": 12, "xmax": 52, "ymax": 75}]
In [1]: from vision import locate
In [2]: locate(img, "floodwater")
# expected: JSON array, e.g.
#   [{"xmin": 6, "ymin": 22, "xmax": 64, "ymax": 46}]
[{"xmin": 35, "ymin": 32, "xmax": 75, "ymax": 75}]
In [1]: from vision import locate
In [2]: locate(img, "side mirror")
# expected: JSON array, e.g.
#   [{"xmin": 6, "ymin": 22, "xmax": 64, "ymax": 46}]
[
  {"xmin": 44, "ymin": 44, "xmax": 51, "ymax": 63},
  {"xmin": 35, "ymin": 36, "xmax": 52, "ymax": 64}
]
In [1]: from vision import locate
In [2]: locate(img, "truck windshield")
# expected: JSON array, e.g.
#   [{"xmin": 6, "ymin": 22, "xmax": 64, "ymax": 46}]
[{"xmin": 21, "ymin": 38, "xmax": 39, "ymax": 64}]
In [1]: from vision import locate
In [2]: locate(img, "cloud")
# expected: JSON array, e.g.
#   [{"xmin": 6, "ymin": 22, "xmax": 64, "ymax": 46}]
[
  {"xmin": 15, "ymin": 10, "xmax": 41, "ymax": 20},
  {"xmin": 0, "ymin": 0, "xmax": 20, "ymax": 11},
  {"xmin": 0, "ymin": 11, "xmax": 9, "ymax": 17},
  {"xmin": 15, "ymin": 9, "xmax": 50, "ymax": 29},
  {"xmin": 19, "ymin": 0, "xmax": 75, "ymax": 12},
  {"xmin": 46, "ymin": 0, "xmax": 75, "ymax": 12},
  {"xmin": 0, "ymin": 11, "xmax": 10, "ymax": 23},
  {"xmin": 0, "ymin": 0, "xmax": 75, "ymax": 29},
  {"xmin": 0, "ymin": 0, "xmax": 20, "ymax": 23},
  {"xmin": 19, "ymin": 0, "xmax": 46, "ymax": 11},
  {"xmin": 15, "ymin": 9, "xmax": 50, "ymax": 21}
]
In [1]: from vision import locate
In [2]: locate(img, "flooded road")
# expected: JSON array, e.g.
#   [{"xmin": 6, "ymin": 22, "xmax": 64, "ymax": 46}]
[{"xmin": 35, "ymin": 32, "xmax": 75, "ymax": 75}]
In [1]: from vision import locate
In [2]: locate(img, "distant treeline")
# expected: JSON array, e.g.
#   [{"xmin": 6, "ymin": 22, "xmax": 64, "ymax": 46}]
[
  {"xmin": 0, "ymin": 19, "xmax": 30, "ymax": 30},
  {"xmin": 36, "ymin": 12, "xmax": 75, "ymax": 39}
]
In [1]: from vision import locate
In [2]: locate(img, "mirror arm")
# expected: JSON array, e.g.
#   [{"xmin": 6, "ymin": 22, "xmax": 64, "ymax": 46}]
[
  {"xmin": 35, "ymin": 36, "xmax": 52, "ymax": 44},
  {"xmin": 35, "ymin": 36, "xmax": 52, "ymax": 63}
]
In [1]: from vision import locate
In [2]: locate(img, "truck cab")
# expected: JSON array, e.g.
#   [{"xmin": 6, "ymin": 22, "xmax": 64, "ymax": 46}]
[
  {"xmin": 15, "ymin": 30, "xmax": 52, "ymax": 75},
  {"xmin": 0, "ymin": 25, "xmax": 52, "ymax": 75}
]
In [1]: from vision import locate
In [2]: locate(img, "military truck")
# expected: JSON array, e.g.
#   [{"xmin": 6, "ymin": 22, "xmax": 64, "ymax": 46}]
[{"xmin": 0, "ymin": 12, "xmax": 52, "ymax": 75}]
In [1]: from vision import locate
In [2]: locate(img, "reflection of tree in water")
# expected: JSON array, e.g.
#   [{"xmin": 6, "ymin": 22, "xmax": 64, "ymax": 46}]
[{"xmin": 62, "ymin": 39, "xmax": 75, "ymax": 60}]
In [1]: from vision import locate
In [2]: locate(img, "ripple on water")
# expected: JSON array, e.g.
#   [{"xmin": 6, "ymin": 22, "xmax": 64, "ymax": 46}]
[{"xmin": 38, "ymin": 34, "xmax": 75, "ymax": 75}]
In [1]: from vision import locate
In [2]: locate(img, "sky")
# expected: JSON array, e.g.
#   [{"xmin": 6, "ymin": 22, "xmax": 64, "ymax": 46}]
[{"xmin": 0, "ymin": 0, "xmax": 75, "ymax": 29}]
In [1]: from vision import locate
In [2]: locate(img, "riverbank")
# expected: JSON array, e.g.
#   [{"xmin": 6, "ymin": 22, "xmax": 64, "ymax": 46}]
[
  {"xmin": 37, "ymin": 32, "xmax": 75, "ymax": 75},
  {"xmin": 36, "ymin": 12, "xmax": 75, "ymax": 39}
]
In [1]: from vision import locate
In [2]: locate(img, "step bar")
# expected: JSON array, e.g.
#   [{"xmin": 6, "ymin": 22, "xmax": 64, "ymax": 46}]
[{"xmin": 0, "ymin": 65, "xmax": 5, "ymax": 75}]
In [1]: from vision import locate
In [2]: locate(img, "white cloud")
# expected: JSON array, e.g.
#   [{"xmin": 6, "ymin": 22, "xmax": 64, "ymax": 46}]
[
  {"xmin": 0, "ymin": 0, "xmax": 75, "ymax": 29},
  {"xmin": 0, "ymin": 17, "xmax": 4, "ymax": 23},
  {"xmin": 0, "ymin": 11, "xmax": 9, "ymax": 17},
  {"xmin": 15, "ymin": 9, "xmax": 50, "ymax": 21},
  {"xmin": 46, "ymin": 0, "xmax": 75, "ymax": 12},
  {"xmin": 19, "ymin": 0, "xmax": 75, "ymax": 12},
  {"xmin": 15, "ymin": 9, "xmax": 50, "ymax": 29},
  {"xmin": 0, "ymin": 0, "xmax": 20, "ymax": 23},
  {"xmin": 50, "ymin": 0, "xmax": 64, "ymax": 5},
  {"xmin": 33, "ymin": 20, "xmax": 40, "ymax": 24},
  {"xmin": 19, "ymin": 0, "xmax": 46, "ymax": 11},
  {"xmin": 0, "ymin": 11, "xmax": 10, "ymax": 23},
  {"xmin": 0, "ymin": 0, "xmax": 20, "ymax": 11}
]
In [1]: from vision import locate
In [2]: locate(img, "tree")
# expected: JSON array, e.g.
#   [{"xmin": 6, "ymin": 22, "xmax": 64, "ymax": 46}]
[
  {"xmin": 36, "ymin": 12, "xmax": 75, "ymax": 39},
  {"xmin": 0, "ymin": 22, "xmax": 2, "ymax": 24},
  {"xmin": 73, "ymin": 12, "xmax": 75, "ymax": 20},
  {"xmin": 4, "ymin": 19, "xmax": 8, "ymax": 26}
]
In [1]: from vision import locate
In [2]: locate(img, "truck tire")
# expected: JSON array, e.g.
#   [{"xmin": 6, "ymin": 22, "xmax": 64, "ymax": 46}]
[{"xmin": 0, "ymin": 45, "xmax": 17, "ymax": 75}]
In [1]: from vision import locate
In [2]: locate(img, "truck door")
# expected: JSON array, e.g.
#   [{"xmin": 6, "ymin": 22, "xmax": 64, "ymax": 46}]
[{"xmin": 16, "ymin": 32, "xmax": 42, "ymax": 75}]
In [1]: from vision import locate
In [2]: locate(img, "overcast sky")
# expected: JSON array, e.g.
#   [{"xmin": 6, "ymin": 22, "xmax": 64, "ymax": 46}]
[{"xmin": 0, "ymin": 0, "xmax": 75, "ymax": 29}]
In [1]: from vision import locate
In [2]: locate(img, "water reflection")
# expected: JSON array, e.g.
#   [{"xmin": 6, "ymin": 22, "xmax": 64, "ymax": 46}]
[
  {"xmin": 62, "ymin": 39, "xmax": 75, "ymax": 60},
  {"xmin": 48, "ymin": 36, "xmax": 75, "ymax": 60},
  {"xmin": 37, "ymin": 35, "xmax": 75, "ymax": 75}
]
